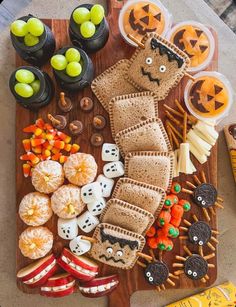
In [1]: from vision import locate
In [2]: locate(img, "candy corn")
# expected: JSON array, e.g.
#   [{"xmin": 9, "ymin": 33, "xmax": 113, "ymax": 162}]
[
  {"xmin": 35, "ymin": 118, "xmax": 45, "ymax": 129},
  {"xmin": 23, "ymin": 125, "xmax": 42, "ymax": 136},
  {"xmin": 22, "ymin": 139, "xmax": 31, "ymax": 152},
  {"xmin": 49, "ymin": 140, "xmax": 65, "ymax": 149},
  {"xmin": 31, "ymin": 138, "xmax": 45, "ymax": 147},
  {"xmin": 57, "ymin": 131, "xmax": 71, "ymax": 143},
  {"xmin": 22, "ymin": 164, "xmax": 31, "ymax": 178},
  {"xmin": 70, "ymin": 143, "xmax": 80, "ymax": 154}
]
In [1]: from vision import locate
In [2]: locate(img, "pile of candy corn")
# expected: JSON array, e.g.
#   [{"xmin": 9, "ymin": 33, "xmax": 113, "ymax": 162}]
[
  {"xmin": 146, "ymin": 182, "xmax": 191, "ymax": 251},
  {"xmin": 20, "ymin": 118, "xmax": 80, "ymax": 178}
]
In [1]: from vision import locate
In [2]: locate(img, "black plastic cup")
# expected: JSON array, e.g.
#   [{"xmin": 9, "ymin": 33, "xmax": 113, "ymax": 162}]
[
  {"xmin": 9, "ymin": 66, "xmax": 54, "ymax": 111},
  {"xmin": 10, "ymin": 15, "xmax": 56, "ymax": 67},
  {"xmin": 69, "ymin": 4, "xmax": 109, "ymax": 53},
  {"xmin": 52, "ymin": 46, "xmax": 94, "ymax": 92}
]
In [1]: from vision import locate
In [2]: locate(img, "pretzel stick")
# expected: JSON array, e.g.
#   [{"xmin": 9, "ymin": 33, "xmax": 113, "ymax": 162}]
[
  {"xmin": 136, "ymin": 260, "xmax": 146, "ymax": 268},
  {"xmin": 183, "ymin": 112, "xmax": 187, "ymax": 142},
  {"xmin": 137, "ymin": 252, "xmax": 153, "ymax": 262},
  {"xmin": 60, "ymin": 92, "xmax": 67, "ymax": 107},
  {"xmin": 127, "ymin": 34, "xmax": 145, "ymax": 48},
  {"xmin": 48, "ymin": 114, "xmax": 61, "ymax": 125},
  {"xmin": 166, "ymin": 120, "xmax": 183, "ymax": 140},
  {"xmin": 80, "ymin": 236, "xmax": 97, "ymax": 243},
  {"xmin": 185, "ymin": 72, "xmax": 195, "ymax": 81},
  {"xmin": 167, "ymin": 125, "xmax": 180, "ymax": 148},
  {"xmin": 165, "ymin": 110, "xmax": 184, "ymax": 128},
  {"xmin": 175, "ymin": 99, "xmax": 197, "ymax": 124},
  {"xmin": 164, "ymin": 104, "xmax": 184, "ymax": 118},
  {"xmin": 166, "ymin": 124, "xmax": 174, "ymax": 148}
]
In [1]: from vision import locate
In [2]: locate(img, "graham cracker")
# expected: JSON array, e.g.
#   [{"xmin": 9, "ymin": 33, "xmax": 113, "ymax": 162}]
[
  {"xmin": 112, "ymin": 178, "xmax": 165, "ymax": 217},
  {"xmin": 91, "ymin": 59, "xmax": 137, "ymax": 112},
  {"xmin": 109, "ymin": 91, "xmax": 158, "ymax": 138},
  {"xmin": 115, "ymin": 117, "xmax": 172, "ymax": 157},
  {"xmin": 124, "ymin": 151, "xmax": 174, "ymax": 192},
  {"xmin": 100, "ymin": 198, "xmax": 154, "ymax": 235},
  {"xmin": 90, "ymin": 223, "xmax": 145, "ymax": 270},
  {"xmin": 125, "ymin": 33, "xmax": 190, "ymax": 100}
]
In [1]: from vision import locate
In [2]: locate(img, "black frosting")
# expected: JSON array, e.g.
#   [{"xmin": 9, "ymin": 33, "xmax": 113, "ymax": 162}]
[
  {"xmin": 150, "ymin": 38, "xmax": 184, "ymax": 68},
  {"xmin": 100, "ymin": 227, "xmax": 139, "ymax": 250}
]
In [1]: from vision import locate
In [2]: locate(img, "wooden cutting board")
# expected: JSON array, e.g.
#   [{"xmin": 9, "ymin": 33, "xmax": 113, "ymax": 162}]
[{"xmin": 15, "ymin": 1, "xmax": 218, "ymax": 306}]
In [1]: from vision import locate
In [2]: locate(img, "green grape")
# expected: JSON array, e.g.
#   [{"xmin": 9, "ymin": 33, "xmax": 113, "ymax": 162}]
[
  {"xmin": 90, "ymin": 4, "xmax": 105, "ymax": 25},
  {"xmin": 14, "ymin": 83, "xmax": 34, "ymax": 98},
  {"xmin": 73, "ymin": 7, "xmax": 90, "ymax": 25},
  {"xmin": 15, "ymin": 69, "xmax": 35, "ymax": 84},
  {"xmin": 80, "ymin": 21, "xmax": 96, "ymax": 38},
  {"xmin": 50, "ymin": 55, "xmax": 68, "ymax": 70},
  {"xmin": 65, "ymin": 48, "xmax": 81, "ymax": 62},
  {"xmin": 24, "ymin": 33, "xmax": 39, "ymax": 47},
  {"xmin": 27, "ymin": 17, "xmax": 44, "ymax": 36},
  {"xmin": 30, "ymin": 80, "xmax": 40, "ymax": 94},
  {"xmin": 10, "ymin": 20, "xmax": 28, "ymax": 37},
  {"xmin": 66, "ymin": 62, "xmax": 82, "ymax": 77}
]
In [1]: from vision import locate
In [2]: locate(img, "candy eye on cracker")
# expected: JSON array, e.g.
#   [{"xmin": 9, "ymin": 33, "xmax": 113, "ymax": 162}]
[
  {"xmin": 90, "ymin": 223, "xmax": 145, "ymax": 270},
  {"xmin": 126, "ymin": 33, "xmax": 190, "ymax": 100}
]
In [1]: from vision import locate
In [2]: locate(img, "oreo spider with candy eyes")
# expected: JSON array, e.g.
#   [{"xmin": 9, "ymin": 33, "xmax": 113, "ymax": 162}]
[
  {"xmin": 173, "ymin": 245, "xmax": 215, "ymax": 283},
  {"xmin": 137, "ymin": 249, "xmax": 178, "ymax": 292},
  {"xmin": 182, "ymin": 171, "xmax": 224, "ymax": 221},
  {"xmin": 179, "ymin": 214, "xmax": 219, "ymax": 251}
]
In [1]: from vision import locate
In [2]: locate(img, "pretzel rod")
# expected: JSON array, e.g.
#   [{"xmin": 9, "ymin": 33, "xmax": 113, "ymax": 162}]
[
  {"xmin": 165, "ymin": 110, "xmax": 184, "ymax": 128},
  {"xmin": 47, "ymin": 114, "xmax": 61, "ymax": 125},
  {"xmin": 192, "ymin": 214, "xmax": 198, "ymax": 222},
  {"xmin": 80, "ymin": 236, "xmax": 97, "ymax": 243},
  {"xmin": 167, "ymin": 278, "xmax": 175, "ymax": 286},
  {"xmin": 149, "ymin": 249, "xmax": 157, "ymax": 261},
  {"xmin": 168, "ymin": 125, "xmax": 180, "ymax": 148},
  {"xmin": 175, "ymin": 99, "xmax": 185, "ymax": 114},
  {"xmin": 159, "ymin": 250, "xmax": 163, "ymax": 262},
  {"xmin": 136, "ymin": 260, "xmax": 146, "ymax": 268},
  {"xmin": 183, "ymin": 112, "xmax": 187, "ymax": 142},
  {"xmin": 203, "ymin": 253, "xmax": 215, "ymax": 260},
  {"xmin": 127, "ymin": 34, "xmax": 145, "ymax": 48},
  {"xmin": 183, "ymin": 245, "xmax": 192, "ymax": 256},
  {"xmin": 175, "ymin": 255, "xmax": 186, "ymax": 261},
  {"xmin": 200, "ymin": 170, "xmax": 207, "ymax": 183},
  {"xmin": 166, "ymin": 120, "xmax": 183, "ymax": 140},
  {"xmin": 185, "ymin": 72, "xmax": 195, "ymax": 81},
  {"xmin": 203, "ymin": 208, "xmax": 210, "ymax": 221}
]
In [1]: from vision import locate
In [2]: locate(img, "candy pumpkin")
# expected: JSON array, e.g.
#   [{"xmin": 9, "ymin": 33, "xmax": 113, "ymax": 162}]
[{"xmin": 122, "ymin": 1, "xmax": 167, "ymax": 45}]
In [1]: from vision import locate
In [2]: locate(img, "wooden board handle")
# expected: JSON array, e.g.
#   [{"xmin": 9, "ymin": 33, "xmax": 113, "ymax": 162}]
[{"xmin": 107, "ymin": 0, "xmax": 127, "ymax": 17}]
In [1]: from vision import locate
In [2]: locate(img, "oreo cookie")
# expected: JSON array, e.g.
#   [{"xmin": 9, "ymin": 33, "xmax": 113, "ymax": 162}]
[
  {"xmin": 184, "ymin": 254, "xmax": 208, "ymax": 280},
  {"xmin": 188, "ymin": 221, "xmax": 212, "ymax": 246},
  {"xmin": 144, "ymin": 261, "xmax": 169, "ymax": 286},
  {"xmin": 193, "ymin": 183, "xmax": 217, "ymax": 208}
]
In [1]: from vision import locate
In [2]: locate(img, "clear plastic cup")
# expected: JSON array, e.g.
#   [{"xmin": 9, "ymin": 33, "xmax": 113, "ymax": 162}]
[
  {"xmin": 118, "ymin": 0, "xmax": 172, "ymax": 47},
  {"xmin": 184, "ymin": 71, "xmax": 233, "ymax": 123},
  {"xmin": 167, "ymin": 21, "xmax": 215, "ymax": 73}
]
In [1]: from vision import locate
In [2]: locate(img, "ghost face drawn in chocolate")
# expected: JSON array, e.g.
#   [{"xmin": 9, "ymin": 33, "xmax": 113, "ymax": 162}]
[
  {"xmin": 184, "ymin": 254, "xmax": 208, "ymax": 280},
  {"xmin": 144, "ymin": 261, "xmax": 169, "ymax": 286},
  {"xmin": 127, "ymin": 36, "xmax": 187, "ymax": 98},
  {"xmin": 193, "ymin": 183, "xmax": 217, "ymax": 208}
]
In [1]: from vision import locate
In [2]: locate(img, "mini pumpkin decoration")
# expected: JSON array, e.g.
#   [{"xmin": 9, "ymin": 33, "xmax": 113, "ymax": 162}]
[
  {"xmin": 19, "ymin": 192, "xmax": 52, "ymax": 226},
  {"xmin": 168, "ymin": 22, "xmax": 215, "ymax": 72},
  {"xmin": 19, "ymin": 226, "xmax": 53, "ymax": 259},
  {"xmin": 122, "ymin": 0, "xmax": 170, "ymax": 46}
]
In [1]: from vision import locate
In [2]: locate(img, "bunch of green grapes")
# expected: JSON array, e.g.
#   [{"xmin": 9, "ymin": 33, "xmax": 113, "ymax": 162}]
[
  {"xmin": 10, "ymin": 17, "xmax": 45, "ymax": 47},
  {"xmin": 50, "ymin": 48, "xmax": 82, "ymax": 77},
  {"xmin": 72, "ymin": 4, "xmax": 105, "ymax": 38},
  {"xmin": 14, "ymin": 69, "xmax": 40, "ymax": 98}
]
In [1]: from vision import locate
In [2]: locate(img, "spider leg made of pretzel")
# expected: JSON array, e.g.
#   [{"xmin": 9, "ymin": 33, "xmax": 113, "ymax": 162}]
[
  {"xmin": 137, "ymin": 260, "xmax": 147, "ymax": 268},
  {"xmin": 183, "ymin": 245, "xmax": 193, "ymax": 256},
  {"xmin": 193, "ymin": 174, "xmax": 202, "ymax": 185},
  {"xmin": 186, "ymin": 181, "xmax": 196, "ymax": 189},
  {"xmin": 203, "ymin": 208, "xmax": 210, "ymax": 221},
  {"xmin": 200, "ymin": 170, "xmax": 207, "ymax": 183},
  {"xmin": 215, "ymin": 202, "xmax": 224, "ymax": 209}
]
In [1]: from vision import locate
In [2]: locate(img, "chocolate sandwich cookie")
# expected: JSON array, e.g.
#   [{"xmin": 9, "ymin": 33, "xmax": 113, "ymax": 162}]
[
  {"xmin": 188, "ymin": 221, "xmax": 212, "ymax": 246},
  {"xmin": 184, "ymin": 254, "xmax": 208, "ymax": 280},
  {"xmin": 144, "ymin": 261, "xmax": 169, "ymax": 286},
  {"xmin": 193, "ymin": 183, "xmax": 217, "ymax": 208}
]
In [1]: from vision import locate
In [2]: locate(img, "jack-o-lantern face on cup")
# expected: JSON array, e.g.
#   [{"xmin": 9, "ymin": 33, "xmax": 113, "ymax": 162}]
[
  {"xmin": 167, "ymin": 21, "xmax": 215, "ymax": 72},
  {"xmin": 119, "ymin": 0, "xmax": 172, "ymax": 47},
  {"xmin": 184, "ymin": 71, "xmax": 233, "ymax": 121}
]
